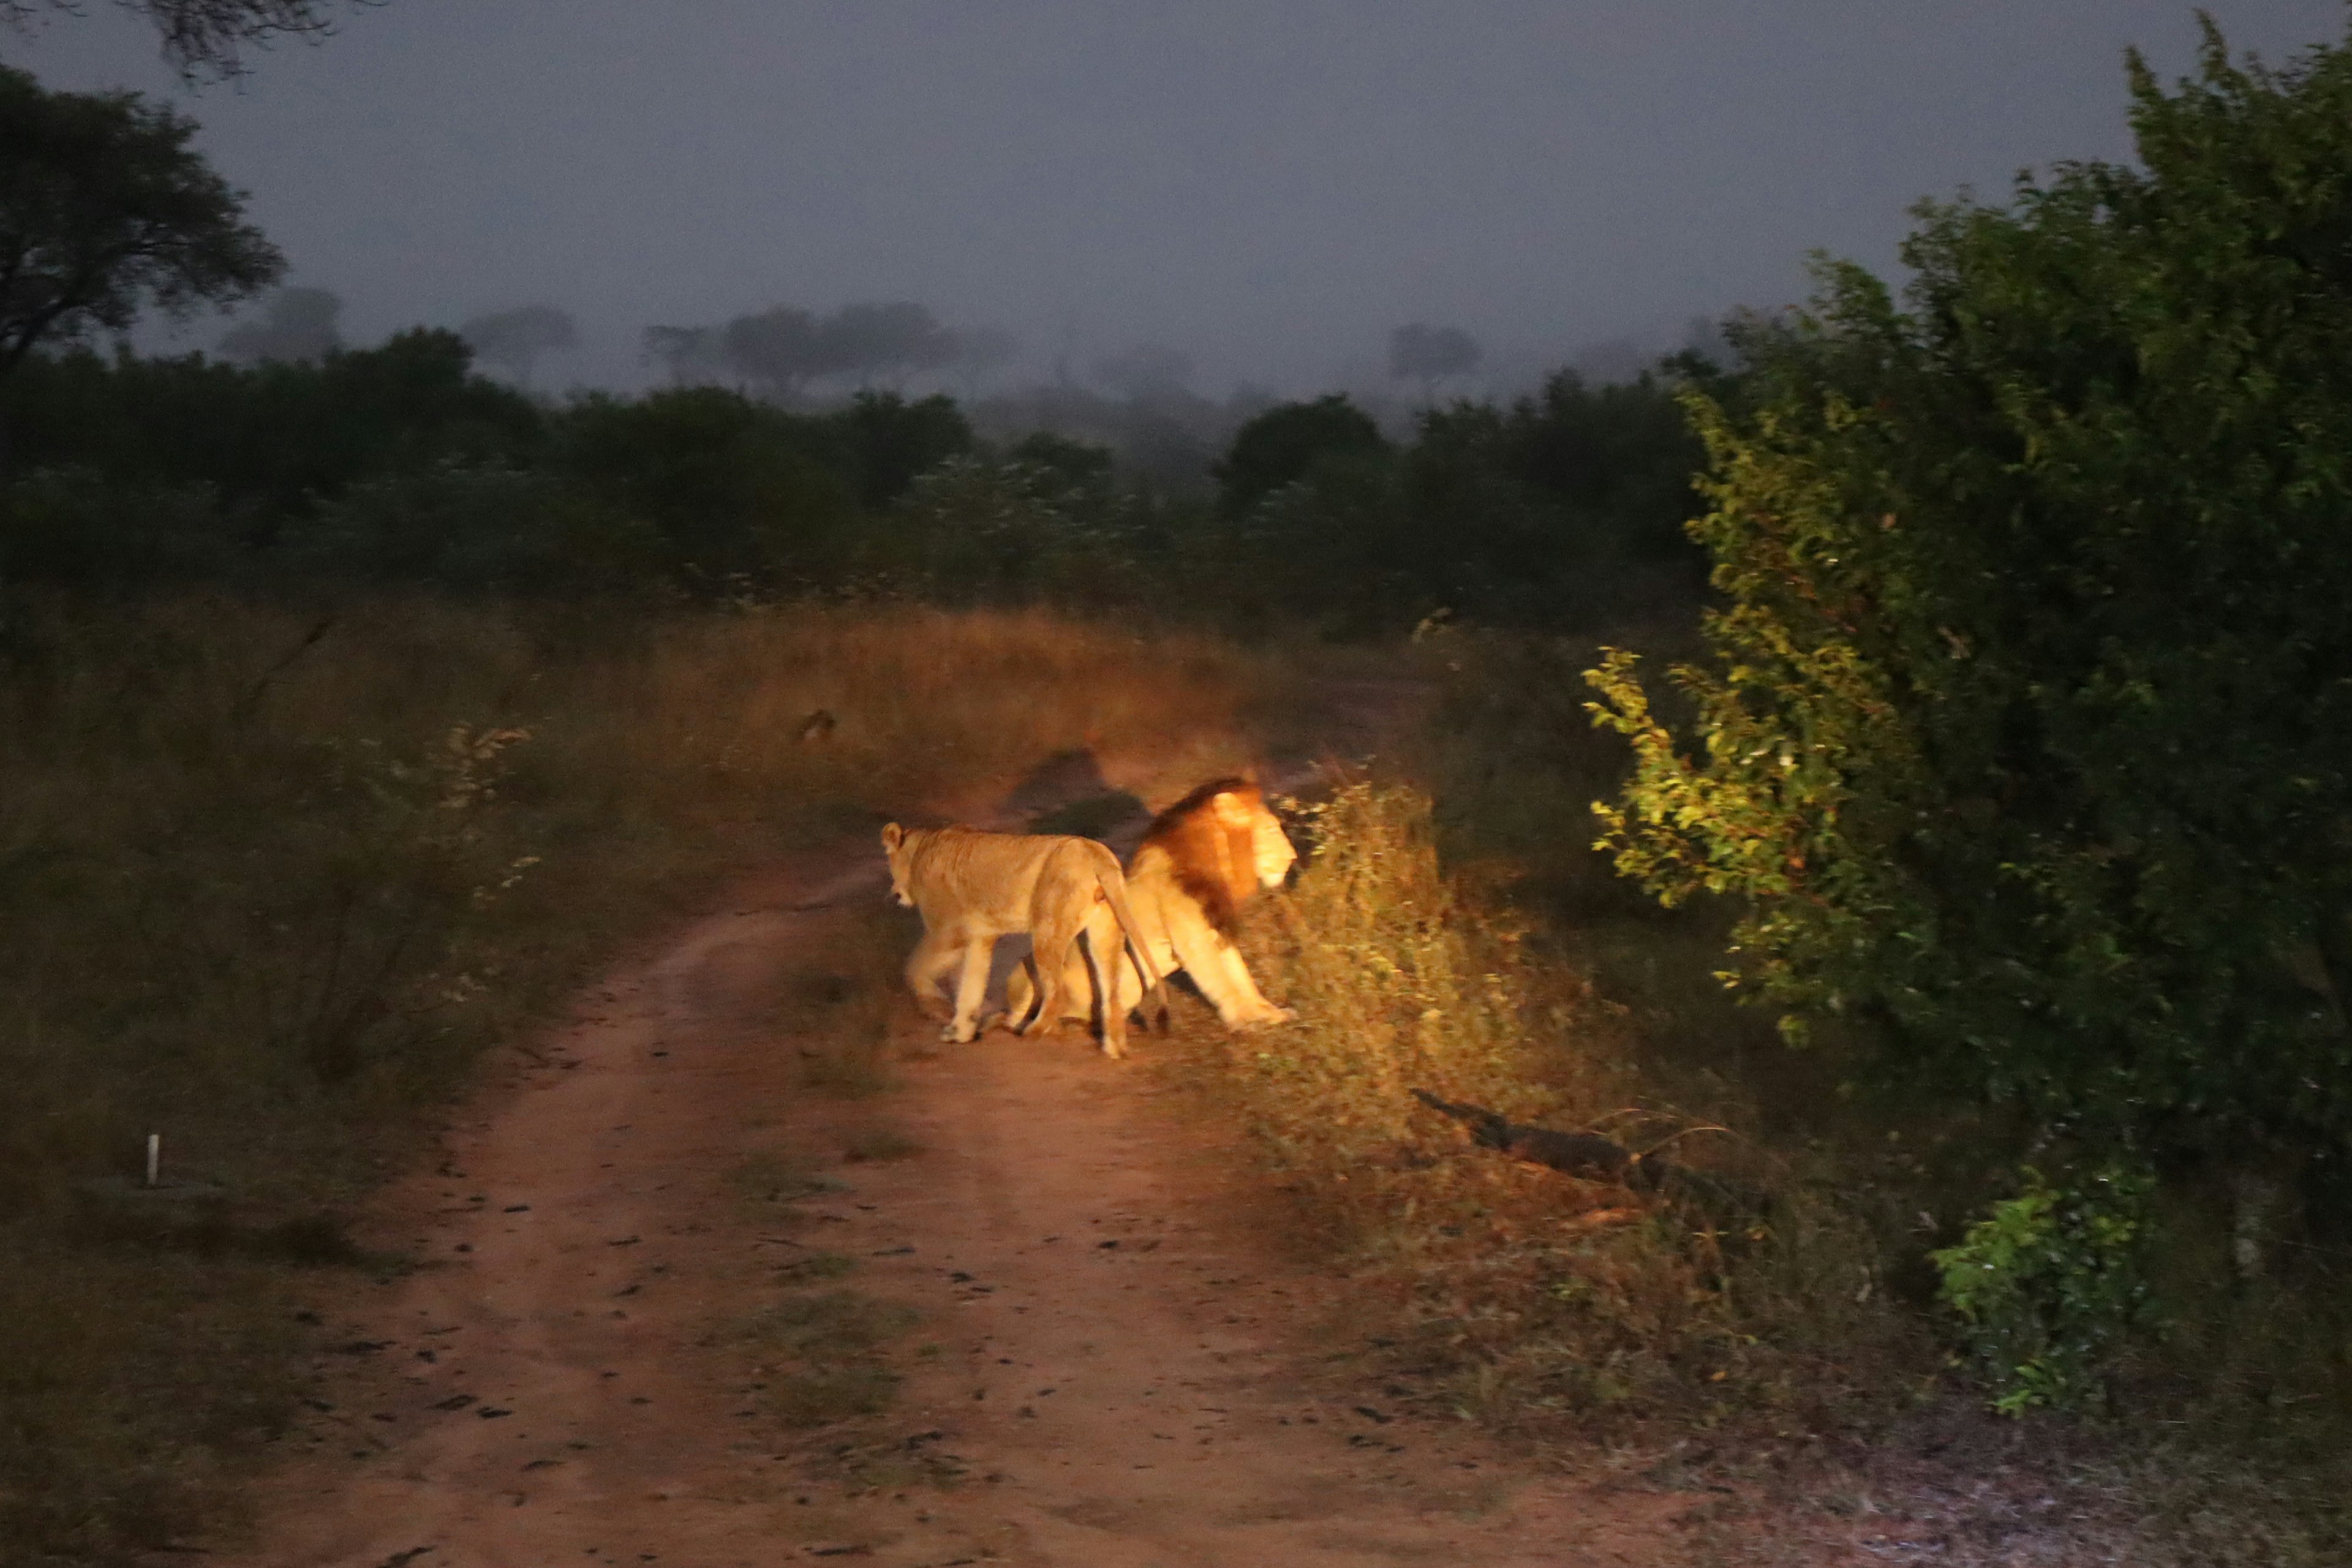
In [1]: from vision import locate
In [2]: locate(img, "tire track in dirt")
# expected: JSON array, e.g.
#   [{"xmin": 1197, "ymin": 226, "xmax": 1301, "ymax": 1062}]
[{"xmin": 200, "ymin": 704, "xmax": 1689, "ymax": 1567}]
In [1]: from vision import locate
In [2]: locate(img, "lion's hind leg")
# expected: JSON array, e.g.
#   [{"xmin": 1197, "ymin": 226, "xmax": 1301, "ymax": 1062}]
[
  {"xmin": 1001, "ymin": 951, "xmax": 1045, "ymax": 1035},
  {"xmin": 1015, "ymin": 923, "xmax": 1076, "ymax": 1041},
  {"xmin": 1078, "ymin": 904, "xmax": 1131, "ymax": 1058},
  {"xmin": 1013, "ymin": 848, "xmax": 1095, "ymax": 1042}
]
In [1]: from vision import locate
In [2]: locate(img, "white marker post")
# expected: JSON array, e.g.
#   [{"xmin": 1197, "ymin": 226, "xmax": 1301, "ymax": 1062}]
[{"xmin": 145, "ymin": 1133, "xmax": 160, "ymax": 1188}]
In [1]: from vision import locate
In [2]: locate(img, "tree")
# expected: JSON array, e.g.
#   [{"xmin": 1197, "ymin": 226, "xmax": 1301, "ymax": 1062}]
[
  {"xmin": 1212, "ymin": 393, "xmax": 1389, "ymax": 514},
  {"xmin": 218, "ymin": 284, "xmax": 341, "ymax": 363},
  {"xmin": 818, "ymin": 301, "xmax": 958, "ymax": 388},
  {"xmin": 1587, "ymin": 20, "xmax": 2352, "ymax": 1179},
  {"xmin": 642, "ymin": 323, "xmax": 724, "ymax": 385},
  {"xmin": 3, "ymin": 1, "xmax": 350, "ymax": 80},
  {"xmin": 720, "ymin": 306, "xmax": 827, "ymax": 401},
  {"xmin": 1387, "ymin": 322, "xmax": 1480, "ymax": 402},
  {"xmin": 459, "ymin": 303, "xmax": 575, "ymax": 386},
  {"xmin": 829, "ymin": 390, "xmax": 972, "ymax": 507},
  {"xmin": 0, "ymin": 66, "xmax": 282, "ymax": 379}
]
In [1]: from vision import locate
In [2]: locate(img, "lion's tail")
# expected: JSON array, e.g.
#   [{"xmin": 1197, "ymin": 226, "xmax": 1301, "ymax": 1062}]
[{"xmin": 1093, "ymin": 864, "xmax": 1171, "ymax": 1031}]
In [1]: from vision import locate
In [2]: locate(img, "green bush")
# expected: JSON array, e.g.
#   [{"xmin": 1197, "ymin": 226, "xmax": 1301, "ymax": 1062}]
[
  {"xmin": 0, "ymin": 466, "xmax": 239, "ymax": 583},
  {"xmin": 1933, "ymin": 1165, "xmax": 2155, "ymax": 1415},
  {"xmin": 1212, "ymin": 392, "xmax": 1390, "ymax": 515},
  {"xmin": 289, "ymin": 459, "xmax": 659, "ymax": 589},
  {"xmin": 1588, "ymin": 19, "xmax": 2352, "ymax": 1180}
]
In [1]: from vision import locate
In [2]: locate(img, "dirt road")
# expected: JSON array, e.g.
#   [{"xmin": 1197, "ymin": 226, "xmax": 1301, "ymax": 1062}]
[{"xmin": 204, "ymin": 735, "xmax": 1690, "ymax": 1567}]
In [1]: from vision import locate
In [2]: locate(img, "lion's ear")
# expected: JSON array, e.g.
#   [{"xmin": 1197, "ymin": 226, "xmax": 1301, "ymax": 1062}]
[
  {"xmin": 880, "ymin": 823, "xmax": 905, "ymax": 851},
  {"xmin": 1209, "ymin": 791, "xmax": 1257, "ymax": 829}
]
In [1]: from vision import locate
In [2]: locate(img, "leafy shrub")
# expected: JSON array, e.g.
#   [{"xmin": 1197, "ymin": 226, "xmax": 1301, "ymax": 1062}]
[
  {"xmin": 1933, "ymin": 1164, "xmax": 2155, "ymax": 1414},
  {"xmin": 1212, "ymin": 393, "xmax": 1390, "ymax": 515},
  {"xmin": 883, "ymin": 453, "xmax": 1151, "ymax": 605},
  {"xmin": 1587, "ymin": 20, "xmax": 2352, "ymax": 1188},
  {"xmin": 0, "ymin": 466, "xmax": 241, "ymax": 583},
  {"xmin": 289, "ymin": 459, "xmax": 659, "ymax": 589}
]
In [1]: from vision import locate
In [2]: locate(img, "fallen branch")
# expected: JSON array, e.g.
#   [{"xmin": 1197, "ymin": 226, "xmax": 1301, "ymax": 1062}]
[
  {"xmin": 1411, "ymin": 1088, "xmax": 1667, "ymax": 1188},
  {"xmin": 1410, "ymin": 1088, "xmax": 1770, "ymax": 1221}
]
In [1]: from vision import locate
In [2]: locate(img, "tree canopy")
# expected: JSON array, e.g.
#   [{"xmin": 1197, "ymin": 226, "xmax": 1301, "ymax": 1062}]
[
  {"xmin": 1588, "ymin": 20, "xmax": 2352, "ymax": 1172},
  {"xmin": 1212, "ymin": 393, "xmax": 1389, "ymax": 515},
  {"xmin": 0, "ymin": 65, "xmax": 282, "ymax": 376},
  {"xmin": 645, "ymin": 300, "xmax": 973, "ymax": 400}
]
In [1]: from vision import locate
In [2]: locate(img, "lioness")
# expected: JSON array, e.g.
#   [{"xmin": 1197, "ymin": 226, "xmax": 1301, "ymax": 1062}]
[
  {"xmin": 1006, "ymin": 777, "xmax": 1298, "ymax": 1032},
  {"xmin": 880, "ymin": 823, "xmax": 1167, "ymax": 1058}
]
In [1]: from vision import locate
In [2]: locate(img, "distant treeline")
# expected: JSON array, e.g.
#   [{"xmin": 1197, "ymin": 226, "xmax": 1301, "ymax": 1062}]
[{"xmin": 0, "ymin": 328, "xmax": 1708, "ymax": 634}]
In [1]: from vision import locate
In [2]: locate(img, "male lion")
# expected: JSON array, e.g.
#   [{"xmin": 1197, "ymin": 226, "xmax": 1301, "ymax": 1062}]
[
  {"xmin": 1006, "ymin": 777, "xmax": 1298, "ymax": 1033},
  {"xmin": 880, "ymin": 823, "xmax": 1167, "ymax": 1058}
]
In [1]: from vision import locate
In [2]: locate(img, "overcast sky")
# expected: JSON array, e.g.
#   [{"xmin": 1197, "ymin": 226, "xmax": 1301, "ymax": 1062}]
[{"xmin": 7, "ymin": 1, "xmax": 2347, "ymax": 396}]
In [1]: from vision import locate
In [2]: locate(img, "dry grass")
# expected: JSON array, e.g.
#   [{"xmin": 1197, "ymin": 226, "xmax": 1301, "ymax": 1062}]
[
  {"xmin": 1176, "ymin": 780, "xmax": 1899, "ymax": 1441},
  {"xmin": 0, "ymin": 589, "xmax": 1282, "ymax": 1564}
]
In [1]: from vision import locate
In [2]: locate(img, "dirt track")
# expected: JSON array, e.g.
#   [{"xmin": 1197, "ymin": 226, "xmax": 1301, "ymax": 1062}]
[{"xmin": 200, "ymin": 712, "xmax": 1695, "ymax": 1567}]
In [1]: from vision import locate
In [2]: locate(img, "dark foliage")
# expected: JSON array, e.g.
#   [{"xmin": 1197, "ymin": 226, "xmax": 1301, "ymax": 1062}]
[
  {"xmin": 0, "ymin": 320, "xmax": 1706, "ymax": 633},
  {"xmin": 0, "ymin": 66, "xmax": 282, "ymax": 382},
  {"xmin": 1212, "ymin": 392, "xmax": 1390, "ymax": 515}
]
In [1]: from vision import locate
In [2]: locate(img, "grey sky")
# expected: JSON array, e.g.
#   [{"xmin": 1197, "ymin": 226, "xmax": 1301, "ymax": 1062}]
[{"xmin": 8, "ymin": 1, "xmax": 2346, "ymax": 395}]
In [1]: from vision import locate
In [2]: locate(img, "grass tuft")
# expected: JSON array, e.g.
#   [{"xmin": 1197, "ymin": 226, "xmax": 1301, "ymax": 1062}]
[{"xmin": 739, "ymin": 1291, "xmax": 922, "ymax": 1428}]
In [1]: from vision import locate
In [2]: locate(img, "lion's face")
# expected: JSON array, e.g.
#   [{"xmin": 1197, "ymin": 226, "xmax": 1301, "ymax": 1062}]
[
  {"xmin": 880, "ymin": 822, "xmax": 916, "ymax": 907},
  {"xmin": 1210, "ymin": 786, "xmax": 1298, "ymax": 892}
]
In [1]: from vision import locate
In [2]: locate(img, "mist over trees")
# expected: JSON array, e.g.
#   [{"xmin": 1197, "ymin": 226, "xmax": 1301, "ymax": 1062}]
[
  {"xmin": 1387, "ymin": 322, "xmax": 1482, "ymax": 401},
  {"xmin": 1090, "ymin": 342, "xmax": 1194, "ymax": 402},
  {"xmin": 217, "ymin": 284, "xmax": 342, "ymax": 363},
  {"xmin": 644, "ymin": 300, "xmax": 994, "ymax": 401},
  {"xmin": 458, "ymin": 303, "xmax": 576, "ymax": 385},
  {"xmin": 0, "ymin": 65, "xmax": 283, "ymax": 381}
]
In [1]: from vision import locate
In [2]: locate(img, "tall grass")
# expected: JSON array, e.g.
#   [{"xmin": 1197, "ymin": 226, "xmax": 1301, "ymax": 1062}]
[
  {"xmin": 1183, "ymin": 781, "xmax": 1905, "ymax": 1441},
  {"xmin": 1302, "ymin": 631, "xmax": 2351, "ymax": 1562},
  {"xmin": 0, "ymin": 590, "xmax": 1278, "ymax": 1564}
]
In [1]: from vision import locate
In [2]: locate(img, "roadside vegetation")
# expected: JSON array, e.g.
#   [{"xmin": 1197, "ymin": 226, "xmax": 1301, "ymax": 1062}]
[
  {"xmin": 1163, "ymin": 23, "xmax": 2352, "ymax": 1565},
  {"xmin": 8, "ymin": 13, "xmax": 2352, "ymax": 1567},
  {"xmin": 0, "ymin": 595, "xmax": 1276, "ymax": 1561}
]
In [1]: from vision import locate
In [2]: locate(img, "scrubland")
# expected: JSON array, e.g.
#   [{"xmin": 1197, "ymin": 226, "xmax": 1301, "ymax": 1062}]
[
  {"xmin": 0, "ymin": 592, "xmax": 1279, "ymax": 1562},
  {"xmin": 9, "ymin": 586, "xmax": 2348, "ymax": 1566},
  {"xmin": 1175, "ymin": 627, "xmax": 2350, "ymax": 1565}
]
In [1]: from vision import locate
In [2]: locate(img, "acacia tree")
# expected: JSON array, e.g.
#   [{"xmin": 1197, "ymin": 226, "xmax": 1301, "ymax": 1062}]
[
  {"xmin": 818, "ymin": 301, "xmax": 957, "ymax": 389},
  {"xmin": 0, "ymin": 66, "xmax": 282, "ymax": 372},
  {"xmin": 0, "ymin": 66, "xmax": 281, "ymax": 468},
  {"xmin": 720, "ymin": 306, "xmax": 827, "ymax": 400},
  {"xmin": 1587, "ymin": 22, "xmax": 2352, "ymax": 1184}
]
